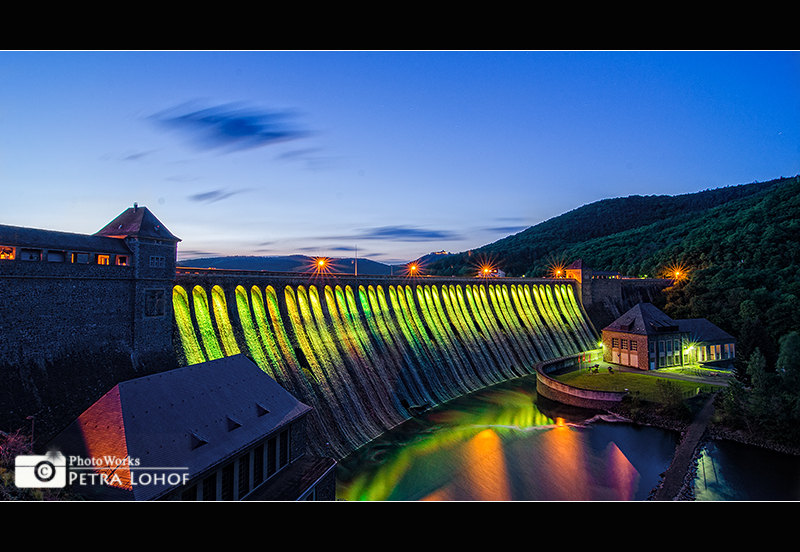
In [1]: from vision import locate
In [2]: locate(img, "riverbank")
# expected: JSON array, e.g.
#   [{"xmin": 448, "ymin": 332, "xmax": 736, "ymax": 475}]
[
  {"xmin": 559, "ymin": 362, "xmax": 800, "ymax": 456},
  {"xmin": 603, "ymin": 393, "xmax": 800, "ymax": 500}
]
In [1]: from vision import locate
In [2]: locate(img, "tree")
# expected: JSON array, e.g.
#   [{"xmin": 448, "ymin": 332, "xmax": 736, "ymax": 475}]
[
  {"xmin": 746, "ymin": 348, "xmax": 775, "ymax": 396},
  {"xmin": 777, "ymin": 331, "xmax": 800, "ymax": 393}
]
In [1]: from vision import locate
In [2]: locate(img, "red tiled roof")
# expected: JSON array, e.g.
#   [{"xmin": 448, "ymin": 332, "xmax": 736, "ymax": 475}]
[{"xmin": 95, "ymin": 204, "xmax": 180, "ymax": 242}]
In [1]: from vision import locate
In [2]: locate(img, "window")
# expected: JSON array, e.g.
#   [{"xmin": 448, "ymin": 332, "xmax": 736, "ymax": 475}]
[
  {"xmin": 279, "ymin": 430, "xmax": 289, "ymax": 466},
  {"xmin": 630, "ymin": 340, "xmax": 638, "ymax": 352},
  {"xmin": 97, "ymin": 255, "xmax": 110, "ymax": 265},
  {"xmin": 181, "ymin": 484, "xmax": 197, "ymax": 501},
  {"xmin": 116, "ymin": 255, "xmax": 128, "ymax": 266},
  {"xmin": 621, "ymin": 339, "xmax": 628, "ymax": 350},
  {"xmin": 149, "ymin": 256, "xmax": 165, "ymax": 268},
  {"xmin": 72, "ymin": 252, "xmax": 90, "ymax": 264},
  {"xmin": 611, "ymin": 338, "xmax": 619, "ymax": 349},
  {"xmin": 0, "ymin": 246, "xmax": 14, "ymax": 260},
  {"xmin": 221, "ymin": 463, "xmax": 235, "ymax": 501},
  {"xmin": 253, "ymin": 445, "xmax": 264, "ymax": 487},
  {"xmin": 267, "ymin": 436, "xmax": 277, "ymax": 478},
  {"xmin": 238, "ymin": 452, "xmax": 250, "ymax": 498},
  {"xmin": 266, "ymin": 428, "xmax": 291, "ymax": 481},
  {"xmin": 20, "ymin": 248, "xmax": 41, "ymax": 261},
  {"xmin": 202, "ymin": 473, "xmax": 216, "ymax": 501},
  {"xmin": 47, "ymin": 250, "xmax": 66, "ymax": 263},
  {"xmin": 144, "ymin": 289, "xmax": 165, "ymax": 317}
]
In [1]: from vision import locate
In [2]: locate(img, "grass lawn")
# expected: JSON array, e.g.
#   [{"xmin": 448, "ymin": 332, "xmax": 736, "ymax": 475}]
[{"xmin": 554, "ymin": 370, "xmax": 724, "ymax": 402}]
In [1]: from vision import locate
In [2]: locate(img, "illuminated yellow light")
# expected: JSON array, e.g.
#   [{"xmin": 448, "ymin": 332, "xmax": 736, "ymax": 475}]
[
  {"xmin": 547, "ymin": 257, "xmax": 568, "ymax": 279},
  {"xmin": 663, "ymin": 262, "xmax": 689, "ymax": 282},
  {"xmin": 308, "ymin": 256, "xmax": 334, "ymax": 276},
  {"xmin": 401, "ymin": 260, "xmax": 426, "ymax": 277}
]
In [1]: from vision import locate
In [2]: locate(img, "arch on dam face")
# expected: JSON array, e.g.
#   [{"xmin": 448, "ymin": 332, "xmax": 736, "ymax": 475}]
[{"xmin": 172, "ymin": 275, "xmax": 598, "ymax": 459}]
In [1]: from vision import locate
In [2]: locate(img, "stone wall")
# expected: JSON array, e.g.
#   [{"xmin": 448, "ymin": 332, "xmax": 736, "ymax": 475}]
[
  {"xmin": 535, "ymin": 351, "xmax": 628, "ymax": 410},
  {"xmin": 0, "ymin": 241, "xmax": 180, "ymax": 446},
  {"xmin": 585, "ymin": 278, "xmax": 671, "ymax": 332}
]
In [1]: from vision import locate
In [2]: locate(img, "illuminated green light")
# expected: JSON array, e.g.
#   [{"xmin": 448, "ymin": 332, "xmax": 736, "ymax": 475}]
[
  {"xmin": 173, "ymin": 274, "xmax": 601, "ymax": 464},
  {"xmin": 173, "ymin": 285, "xmax": 206, "ymax": 365}
]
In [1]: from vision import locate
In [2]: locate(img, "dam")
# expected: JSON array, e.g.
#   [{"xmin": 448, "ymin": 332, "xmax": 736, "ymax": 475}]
[
  {"xmin": 0, "ymin": 204, "xmax": 602, "ymax": 463},
  {"xmin": 172, "ymin": 269, "xmax": 600, "ymax": 459}
]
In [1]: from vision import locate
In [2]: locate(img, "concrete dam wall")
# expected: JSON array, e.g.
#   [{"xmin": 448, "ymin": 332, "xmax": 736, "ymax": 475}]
[{"xmin": 172, "ymin": 272, "xmax": 599, "ymax": 459}]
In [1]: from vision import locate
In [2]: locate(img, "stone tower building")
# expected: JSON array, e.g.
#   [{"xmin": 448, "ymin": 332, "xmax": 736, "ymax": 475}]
[
  {"xmin": 0, "ymin": 204, "xmax": 181, "ymax": 443},
  {"xmin": 95, "ymin": 203, "xmax": 181, "ymax": 367}
]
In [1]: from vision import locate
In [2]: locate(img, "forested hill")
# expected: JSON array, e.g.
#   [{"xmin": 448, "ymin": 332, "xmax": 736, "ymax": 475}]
[
  {"xmin": 427, "ymin": 175, "xmax": 800, "ymax": 368},
  {"xmin": 428, "ymin": 176, "xmax": 792, "ymax": 278}
]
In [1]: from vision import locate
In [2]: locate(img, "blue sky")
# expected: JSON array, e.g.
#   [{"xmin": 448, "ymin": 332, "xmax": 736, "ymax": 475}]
[{"xmin": 1, "ymin": 51, "xmax": 798, "ymax": 264}]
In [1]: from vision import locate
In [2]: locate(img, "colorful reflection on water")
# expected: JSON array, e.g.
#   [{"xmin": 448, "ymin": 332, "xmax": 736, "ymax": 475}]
[
  {"xmin": 336, "ymin": 376, "xmax": 679, "ymax": 501},
  {"xmin": 693, "ymin": 440, "xmax": 800, "ymax": 501}
]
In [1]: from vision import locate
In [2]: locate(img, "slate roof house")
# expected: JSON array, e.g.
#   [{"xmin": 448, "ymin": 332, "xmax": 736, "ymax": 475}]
[
  {"xmin": 45, "ymin": 354, "xmax": 336, "ymax": 501},
  {"xmin": 602, "ymin": 302, "xmax": 736, "ymax": 370}
]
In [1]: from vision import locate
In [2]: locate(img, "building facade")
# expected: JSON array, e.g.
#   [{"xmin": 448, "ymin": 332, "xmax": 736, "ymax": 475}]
[
  {"xmin": 602, "ymin": 302, "xmax": 736, "ymax": 370},
  {"xmin": 0, "ymin": 205, "xmax": 182, "ymax": 441}
]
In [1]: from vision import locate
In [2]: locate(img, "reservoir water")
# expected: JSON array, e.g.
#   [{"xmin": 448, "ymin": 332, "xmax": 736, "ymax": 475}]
[
  {"xmin": 693, "ymin": 439, "xmax": 800, "ymax": 501},
  {"xmin": 336, "ymin": 374, "xmax": 800, "ymax": 501},
  {"xmin": 336, "ymin": 375, "xmax": 679, "ymax": 501}
]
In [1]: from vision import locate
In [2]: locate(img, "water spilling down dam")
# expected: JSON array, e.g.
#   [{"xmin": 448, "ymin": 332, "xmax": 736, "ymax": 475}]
[{"xmin": 172, "ymin": 271, "xmax": 599, "ymax": 460}]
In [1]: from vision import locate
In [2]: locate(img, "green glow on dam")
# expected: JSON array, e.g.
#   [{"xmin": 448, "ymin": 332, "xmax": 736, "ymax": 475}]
[{"xmin": 172, "ymin": 280, "xmax": 598, "ymax": 459}]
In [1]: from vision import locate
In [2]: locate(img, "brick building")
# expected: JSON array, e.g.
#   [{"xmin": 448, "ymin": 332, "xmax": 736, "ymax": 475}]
[{"xmin": 602, "ymin": 302, "xmax": 736, "ymax": 370}]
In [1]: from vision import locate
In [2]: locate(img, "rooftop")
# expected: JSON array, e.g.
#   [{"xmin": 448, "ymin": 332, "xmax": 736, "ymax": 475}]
[
  {"xmin": 678, "ymin": 318, "xmax": 735, "ymax": 342},
  {"xmin": 95, "ymin": 203, "xmax": 180, "ymax": 242},
  {"xmin": 603, "ymin": 302, "xmax": 681, "ymax": 335},
  {"xmin": 46, "ymin": 354, "xmax": 311, "ymax": 500},
  {"xmin": 0, "ymin": 224, "xmax": 132, "ymax": 255}
]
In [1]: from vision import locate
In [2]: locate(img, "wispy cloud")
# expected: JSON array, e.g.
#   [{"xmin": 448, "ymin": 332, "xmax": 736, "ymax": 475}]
[
  {"xmin": 331, "ymin": 225, "xmax": 463, "ymax": 242},
  {"xmin": 100, "ymin": 149, "xmax": 156, "ymax": 163},
  {"xmin": 177, "ymin": 250, "xmax": 219, "ymax": 260},
  {"xmin": 188, "ymin": 188, "xmax": 249, "ymax": 203},
  {"xmin": 484, "ymin": 225, "xmax": 529, "ymax": 234},
  {"xmin": 148, "ymin": 101, "xmax": 310, "ymax": 153},
  {"xmin": 121, "ymin": 150, "xmax": 155, "ymax": 161}
]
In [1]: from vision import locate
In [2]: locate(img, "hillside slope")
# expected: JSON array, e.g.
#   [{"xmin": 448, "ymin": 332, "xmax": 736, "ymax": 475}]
[
  {"xmin": 178, "ymin": 254, "xmax": 394, "ymax": 275},
  {"xmin": 428, "ymin": 177, "xmax": 789, "ymax": 278},
  {"xmin": 428, "ymin": 175, "xmax": 800, "ymax": 365}
]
